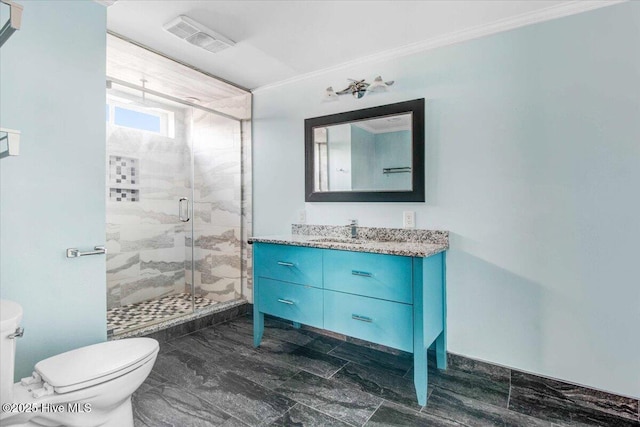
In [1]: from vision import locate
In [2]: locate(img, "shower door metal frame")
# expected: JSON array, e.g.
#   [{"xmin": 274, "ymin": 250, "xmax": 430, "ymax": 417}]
[{"xmin": 107, "ymin": 76, "xmax": 245, "ymax": 322}]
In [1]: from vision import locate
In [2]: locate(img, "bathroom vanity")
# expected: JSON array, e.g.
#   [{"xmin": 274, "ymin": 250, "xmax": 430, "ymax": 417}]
[{"xmin": 249, "ymin": 225, "xmax": 448, "ymax": 406}]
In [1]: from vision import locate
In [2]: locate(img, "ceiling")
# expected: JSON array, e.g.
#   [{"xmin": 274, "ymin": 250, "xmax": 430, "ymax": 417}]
[
  {"xmin": 106, "ymin": 1, "xmax": 618, "ymax": 90},
  {"xmin": 354, "ymin": 114, "xmax": 412, "ymax": 134},
  {"xmin": 107, "ymin": 34, "xmax": 249, "ymax": 100}
]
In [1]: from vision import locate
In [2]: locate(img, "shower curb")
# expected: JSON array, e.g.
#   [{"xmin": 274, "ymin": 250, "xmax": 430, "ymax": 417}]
[{"xmin": 109, "ymin": 299, "xmax": 250, "ymax": 343}]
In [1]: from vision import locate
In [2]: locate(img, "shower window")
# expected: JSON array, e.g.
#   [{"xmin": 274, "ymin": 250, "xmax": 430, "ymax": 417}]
[{"xmin": 106, "ymin": 98, "xmax": 175, "ymax": 138}]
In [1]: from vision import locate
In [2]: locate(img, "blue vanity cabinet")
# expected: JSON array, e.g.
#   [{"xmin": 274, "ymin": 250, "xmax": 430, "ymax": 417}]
[
  {"xmin": 323, "ymin": 291, "xmax": 414, "ymax": 352},
  {"xmin": 256, "ymin": 278, "xmax": 324, "ymax": 328},
  {"xmin": 253, "ymin": 243, "xmax": 324, "ymax": 338},
  {"xmin": 323, "ymin": 250, "xmax": 413, "ymax": 303},
  {"xmin": 253, "ymin": 243, "xmax": 323, "ymax": 288},
  {"xmin": 252, "ymin": 242, "xmax": 447, "ymax": 406}
]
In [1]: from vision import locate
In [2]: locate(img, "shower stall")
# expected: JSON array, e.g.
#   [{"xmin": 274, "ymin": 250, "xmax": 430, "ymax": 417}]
[{"xmin": 104, "ymin": 35, "xmax": 251, "ymax": 336}]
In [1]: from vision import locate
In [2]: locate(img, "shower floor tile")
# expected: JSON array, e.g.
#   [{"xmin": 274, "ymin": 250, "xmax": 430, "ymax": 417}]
[{"xmin": 107, "ymin": 293, "xmax": 217, "ymax": 336}]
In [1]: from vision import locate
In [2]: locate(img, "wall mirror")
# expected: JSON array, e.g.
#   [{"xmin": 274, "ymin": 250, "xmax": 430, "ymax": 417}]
[{"xmin": 305, "ymin": 98, "xmax": 425, "ymax": 202}]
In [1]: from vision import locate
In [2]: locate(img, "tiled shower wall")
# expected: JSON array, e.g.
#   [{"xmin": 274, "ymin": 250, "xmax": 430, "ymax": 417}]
[
  {"xmin": 106, "ymin": 93, "xmax": 246, "ymax": 310},
  {"xmin": 106, "ymin": 97, "xmax": 190, "ymax": 310}
]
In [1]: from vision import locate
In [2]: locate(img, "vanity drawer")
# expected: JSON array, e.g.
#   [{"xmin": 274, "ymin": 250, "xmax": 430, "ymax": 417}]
[
  {"xmin": 324, "ymin": 290, "xmax": 413, "ymax": 352},
  {"xmin": 257, "ymin": 278, "xmax": 323, "ymax": 328},
  {"xmin": 254, "ymin": 243, "xmax": 322, "ymax": 288},
  {"xmin": 323, "ymin": 250, "xmax": 412, "ymax": 304}
]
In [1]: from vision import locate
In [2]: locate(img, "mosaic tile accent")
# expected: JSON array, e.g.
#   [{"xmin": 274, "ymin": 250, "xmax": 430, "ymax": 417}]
[
  {"xmin": 109, "ymin": 155, "xmax": 138, "ymax": 185},
  {"xmin": 109, "ymin": 188, "xmax": 139, "ymax": 202},
  {"xmin": 112, "ymin": 299, "xmax": 248, "ymax": 340},
  {"xmin": 106, "ymin": 292, "xmax": 217, "ymax": 335}
]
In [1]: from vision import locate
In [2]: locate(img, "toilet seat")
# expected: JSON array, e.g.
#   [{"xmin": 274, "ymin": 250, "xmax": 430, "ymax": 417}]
[{"xmin": 33, "ymin": 338, "xmax": 158, "ymax": 394}]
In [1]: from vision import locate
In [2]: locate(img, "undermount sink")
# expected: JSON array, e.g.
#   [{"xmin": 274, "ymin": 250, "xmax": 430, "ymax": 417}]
[{"xmin": 310, "ymin": 237, "xmax": 366, "ymax": 245}]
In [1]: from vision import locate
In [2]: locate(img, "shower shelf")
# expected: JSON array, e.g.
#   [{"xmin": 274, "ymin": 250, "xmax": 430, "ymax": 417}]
[
  {"xmin": 0, "ymin": 127, "xmax": 20, "ymax": 159},
  {"xmin": 109, "ymin": 188, "xmax": 139, "ymax": 202},
  {"xmin": 108, "ymin": 184, "xmax": 139, "ymax": 191},
  {"xmin": 0, "ymin": 0, "xmax": 23, "ymax": 48}
]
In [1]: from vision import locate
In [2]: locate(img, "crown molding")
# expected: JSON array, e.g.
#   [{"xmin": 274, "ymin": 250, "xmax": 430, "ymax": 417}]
[{"xmin": 253, "ymin": 0, "xmax": 626, "ymax": 94}]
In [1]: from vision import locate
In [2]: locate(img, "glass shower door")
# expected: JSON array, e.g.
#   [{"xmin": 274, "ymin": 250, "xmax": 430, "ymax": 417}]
[
  {"xmin": 190, "ymin": 107, "xmax": 243, "ymax": 307},
  {"xmin": 105, "ymin": 82, "xmax": 195, "ymax": 336}
]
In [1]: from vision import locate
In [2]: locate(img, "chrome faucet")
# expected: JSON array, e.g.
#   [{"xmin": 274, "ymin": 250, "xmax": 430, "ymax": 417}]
[{"xmin": 348, "ymin": 219, "xmax": 358, "ymax": 238}]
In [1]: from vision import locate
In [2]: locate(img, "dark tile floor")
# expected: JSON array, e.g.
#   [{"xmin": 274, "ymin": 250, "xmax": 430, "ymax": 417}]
[{"xmin": 133, "ymin": 315, "xmax": 640, "ymax": 427}]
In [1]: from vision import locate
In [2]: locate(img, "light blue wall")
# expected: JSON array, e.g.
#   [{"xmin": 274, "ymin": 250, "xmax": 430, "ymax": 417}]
[
  {"xmin": 253, "ymin": 3, "xmax": 640, "ymax": 397},
  {"xmin": 350, "ymin": 126, "xmax": 375, "ymax": 190},
  {"xmin": 350, "ymin": 127, "xmax": 412, "ymax": 190},
  {"xmin": 326, "ymin": 125, "xmax": 352, "ymax": 190},
  {"xmin": 373, "ymin": 130, "xmax": 411, "ymax": 190},
  {"xmin": 0, "ymin": 1, "xmax": 107, "ymax": 379}
]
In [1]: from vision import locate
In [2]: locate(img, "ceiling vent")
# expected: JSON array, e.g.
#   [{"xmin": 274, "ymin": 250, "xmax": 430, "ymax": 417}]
[{"xmin": 163, "ymin": 15, "xmax": 235, "ymax": 54}]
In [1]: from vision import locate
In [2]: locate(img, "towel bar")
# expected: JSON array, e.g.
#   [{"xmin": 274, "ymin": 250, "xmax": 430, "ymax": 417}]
[{"xmin": 66, "ymin": 246, "xmax": 107, "ymax": 258}]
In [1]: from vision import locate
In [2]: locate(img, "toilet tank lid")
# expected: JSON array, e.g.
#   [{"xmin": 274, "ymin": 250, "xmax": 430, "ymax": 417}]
[
  {"xmin": 35, "ymin": 338, "xmax": 158, "ymax": 389},
  {"xmin": 0, "ymin": 300, "xmax": 23, "ymax": 332}
]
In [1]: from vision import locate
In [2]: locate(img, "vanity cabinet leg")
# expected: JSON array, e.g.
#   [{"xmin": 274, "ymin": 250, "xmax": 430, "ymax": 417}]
[
  {"xmin": 414, "ymin": 347, "xmax": 428, "ymax": 406},
  {"xmin": 435, "ymin": 330, "xmax": 447, "ymax": 370},
  {"xmin": 292, "ymin": 321, "xmax": 301, "ymax": 329},
  {"xmin": 254, "ymin": 310, "xmax": 264, "ymax": 347}
]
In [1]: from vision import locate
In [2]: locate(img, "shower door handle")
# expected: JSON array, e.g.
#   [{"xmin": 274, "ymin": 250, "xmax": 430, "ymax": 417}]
[{"xmin": 179, "ymin": 197, "xmax": 190, "ymax": 222}]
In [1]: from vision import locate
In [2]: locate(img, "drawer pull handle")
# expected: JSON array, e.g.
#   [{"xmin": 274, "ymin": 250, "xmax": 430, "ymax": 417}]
[
  {"xmin": 352, "ymin": 314, "xmax": 372, "ymax": 323},
  {"xmin": 352, "ymin": 270, "xmax": 373, "ymax": 277},
  {"xmin": 277, "ymin": 298, "xmax": 295, "ymax": 305},
  {"xmin": 277, "ymin": 261, "xmax": 295, "ymax": 267}
]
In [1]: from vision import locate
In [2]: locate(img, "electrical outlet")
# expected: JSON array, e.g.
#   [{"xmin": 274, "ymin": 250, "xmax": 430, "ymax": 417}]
[
  {"xmin": 403, "ymin": 211, "xmax": 415, "ymax": 228},
  {"xmin": 298, "ymin": 209, "xmax": 307, "ymax": 224}
]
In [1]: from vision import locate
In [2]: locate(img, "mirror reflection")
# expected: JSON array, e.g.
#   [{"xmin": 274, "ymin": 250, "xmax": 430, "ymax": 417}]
[{"xmin": 313, "ymin": 113, "xmax": 412, "ymax": 192}]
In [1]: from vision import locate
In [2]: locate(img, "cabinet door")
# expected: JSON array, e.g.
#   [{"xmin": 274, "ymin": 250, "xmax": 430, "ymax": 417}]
[
  {"xmin": 324, "ymin": 290, "xmax": 413, "ymax": 352},
  {"xmin": 257, "ymin": 278, "xmax": 323, "ymax": 328},
  {"xmin": 254, "ymin": 243, "xmax": 323, "ymax": 288},
  {"xmin": 324, "ymin": 250, "xmax": 412, "ymax": 303}
]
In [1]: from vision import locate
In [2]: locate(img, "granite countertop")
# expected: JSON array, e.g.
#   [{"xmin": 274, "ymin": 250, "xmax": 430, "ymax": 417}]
[{"xmin": 249, "ymin": 225, "xmax": 449, "ymax": 258}]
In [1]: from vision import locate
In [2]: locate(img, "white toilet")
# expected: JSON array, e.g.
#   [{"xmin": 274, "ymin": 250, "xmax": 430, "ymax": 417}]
[{"xmin": 0, "ymin": 300, "xmax": 159, "ymax": 427}]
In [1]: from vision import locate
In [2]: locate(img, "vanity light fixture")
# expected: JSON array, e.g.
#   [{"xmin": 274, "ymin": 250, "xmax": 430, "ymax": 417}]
[
  {"xmin": 322, "ymin": 87, "xmax": 340, "ymax": 102},
  {"xmin": 324, "ymin": 76, "xmax": 395, "ymax": 101},
  {"xmin": 367, "ymin": 75, "xmax": 394, "ymax": 92}
]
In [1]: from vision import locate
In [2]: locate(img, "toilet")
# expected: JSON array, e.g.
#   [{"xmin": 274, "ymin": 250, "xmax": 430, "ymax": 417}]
[{"xmin": 0, "ymin": 300, "xmax": 158, "ymax": 427}]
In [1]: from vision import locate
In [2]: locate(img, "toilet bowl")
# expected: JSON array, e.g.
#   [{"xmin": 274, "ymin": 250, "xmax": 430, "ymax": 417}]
[{"xmin": 0, "ymin": 300, "xmax": 158, "ymax": 427}]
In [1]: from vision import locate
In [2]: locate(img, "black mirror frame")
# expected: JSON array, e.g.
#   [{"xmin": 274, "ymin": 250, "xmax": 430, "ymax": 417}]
[{"xmin": 305, "ymin": 98, "xmax": 425, "ymax": 202}]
